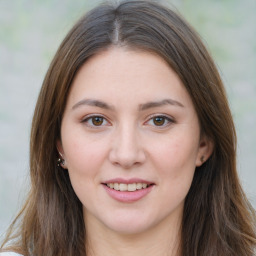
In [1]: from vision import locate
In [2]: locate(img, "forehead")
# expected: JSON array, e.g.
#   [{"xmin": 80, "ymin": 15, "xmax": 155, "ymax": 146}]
[{"xmin": 66, "ymin": 47, "xmax": 193, "ymax": 109}]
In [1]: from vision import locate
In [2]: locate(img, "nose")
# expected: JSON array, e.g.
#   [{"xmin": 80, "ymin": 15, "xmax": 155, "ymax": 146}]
[{"xmin": 108, "ymin": 125, "xmax": 146, "ymax": 169}]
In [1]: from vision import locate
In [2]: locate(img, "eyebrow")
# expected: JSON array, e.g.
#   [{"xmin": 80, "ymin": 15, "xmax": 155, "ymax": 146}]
[
  {"xmin": 72, "ymin": 99, "xmax": 115, "ymax": 110},
  {"xmin": 139, "ymin": 99, "xmax": 184, "ymax": 111},
  {"xmin": 72, "ymin": 98, "xmax": 184, "ymax": 111}
]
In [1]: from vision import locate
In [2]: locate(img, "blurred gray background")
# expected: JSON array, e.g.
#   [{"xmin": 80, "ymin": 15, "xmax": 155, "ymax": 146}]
[{"xmin": 0, "ymin": 0, "xmax": 256, "ymax": 236}]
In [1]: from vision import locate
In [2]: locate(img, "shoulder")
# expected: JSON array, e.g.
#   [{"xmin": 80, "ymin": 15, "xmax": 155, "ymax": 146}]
[{"xmin": 0, "ymin": 253, "xmax": 23, "ymax": 256}]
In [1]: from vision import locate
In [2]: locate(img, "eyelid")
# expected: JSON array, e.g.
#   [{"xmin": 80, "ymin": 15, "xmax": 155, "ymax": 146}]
[
  {"xmin": 81, "ymin": 114, "xmax": 111, "ymax": 127},
  {"xmin": 144, "ymin": 113, "xmax": 175, "ymax": 127}
]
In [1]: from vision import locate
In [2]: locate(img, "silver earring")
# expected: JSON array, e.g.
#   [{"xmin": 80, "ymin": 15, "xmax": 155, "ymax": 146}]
[
  {"xmin": 200, "ymin": 156, "xmax": 205, "ymax": 163},
  {"xmin": 57, "ymin": 158, "xmax": 65, "ymax": 167},
  {"xmin": 57, "ymin": 152, "xmax": 66, "ymax": 167}
]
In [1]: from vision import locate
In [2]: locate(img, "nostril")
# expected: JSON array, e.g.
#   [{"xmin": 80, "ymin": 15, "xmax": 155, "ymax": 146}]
[{"xmin": 108, "ymin": 145, "xmax": 146, "ymax": 168}]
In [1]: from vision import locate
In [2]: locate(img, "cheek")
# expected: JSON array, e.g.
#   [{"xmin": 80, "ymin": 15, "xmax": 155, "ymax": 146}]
[
  {"xmin": 151, "ymin": 134, "xmax": 199, "ymax": 207},
  {"xmin": 62, "ymin": 136, "xmax": 108, "ymax": 201},
  {"xmin": 155, "ymin": 137, "xmax": 198, "ymax": 166},
  {"xmin": 62, "ymin": 128, "xmax": 109, "ymax": 172},
  {"xmin": 149, "ymin": 129, "xmax": 200, "ymax": 182}
]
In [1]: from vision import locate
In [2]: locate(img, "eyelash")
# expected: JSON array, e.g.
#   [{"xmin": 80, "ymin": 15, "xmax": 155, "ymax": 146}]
[
  {"xmin": 81, "ymin": 115, "xmax": 110, "ymax": 128},
  {"xmin": 81, "ymin": 114, "xmax": 175, "ymax": 128},
  {"xmin": 144, "ymin": 114, "xmax": 175, "ymax": 128}
]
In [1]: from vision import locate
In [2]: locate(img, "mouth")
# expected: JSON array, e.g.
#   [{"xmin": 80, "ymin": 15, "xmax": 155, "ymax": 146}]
[
  {"xmin": 103, "ymin": 182, "xmax": 154, "ymax": 192},
  {"xmin": 101, "ymin": 178, "xmax": 155, "ymax": 202}
]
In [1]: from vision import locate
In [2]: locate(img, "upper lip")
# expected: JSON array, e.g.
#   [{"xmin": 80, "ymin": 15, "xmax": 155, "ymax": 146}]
[{"xmin": 103, "ymin": 178, "xmax": 155, "ymax": 185}]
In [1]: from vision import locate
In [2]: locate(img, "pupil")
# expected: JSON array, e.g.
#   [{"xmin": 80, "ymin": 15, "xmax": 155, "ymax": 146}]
[
  {"xmin": 92, "ymin": 117, "xmax": 103, "ymax": 126},
  {"xmin": 153, "ymin": 117, "xmax": 165, "ymax": 126}
]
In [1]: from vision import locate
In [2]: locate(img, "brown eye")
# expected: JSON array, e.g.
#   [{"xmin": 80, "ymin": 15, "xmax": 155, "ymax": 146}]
[
  {"xmin": 91, "ymin": 116, "xmax": 104, "ymax": 126},
  {"xmin": 82, "ymin": 115, "xmax": 109, "ymax": 128},
  {"xmin": 146, "ymin": 115, "xmax": 174, "ymax": 128},
  {"xmin": 153, "ymin": 116, "xmax": 165, "ymax": 126}
]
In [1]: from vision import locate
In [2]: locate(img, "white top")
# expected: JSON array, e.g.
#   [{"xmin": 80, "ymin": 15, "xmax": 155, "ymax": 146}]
[{"xmin": 0, "ymin": 253, "xmax": 23, "ymax": 256}]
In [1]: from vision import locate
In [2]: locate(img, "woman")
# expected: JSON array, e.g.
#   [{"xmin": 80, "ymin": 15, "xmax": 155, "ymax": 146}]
[{"xmin": 1, "ymin": 0, "xmax": 255, "ymax": 255}]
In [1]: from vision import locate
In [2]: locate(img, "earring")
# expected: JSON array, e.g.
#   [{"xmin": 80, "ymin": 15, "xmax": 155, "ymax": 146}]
[
  {"xmin": 200, "ymin": 156, "xmax": 205, "ymax": 163},
  {"xmin": 57, "ymin": 157, "xmax": 65, "ymax": 167},
  {"xmin": 57, "ymin": 152, "xmax": 66, "ymax": 168}
]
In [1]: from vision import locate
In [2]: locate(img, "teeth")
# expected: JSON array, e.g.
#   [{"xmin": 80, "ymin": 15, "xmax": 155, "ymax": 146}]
[
  {"xmin": 114, "ymin": 183, "xmax": 119, "ymax": 190},
  {"xmin": 106, "ymin": 182, "xmax": 149, "ymax": 191},
  {"xmin": 136, "ymin": 183, "xmax": 142, "ymax": 189},
  {"xmin": 128, "ymin": 183, "xmax": 136, "ymax": 191},
  {"xmin": 142, "ymin": 183, "xmax": 147, "ymax": 189},
  {"xmin": 119, "ymin": 183, "xmax": 127, "ymax": 191}
]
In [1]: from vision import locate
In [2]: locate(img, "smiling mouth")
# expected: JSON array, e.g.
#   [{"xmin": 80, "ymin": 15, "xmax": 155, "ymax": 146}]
[{"xmin": 103, "ymin": 183, "xmax": 154, "ymax": 192}]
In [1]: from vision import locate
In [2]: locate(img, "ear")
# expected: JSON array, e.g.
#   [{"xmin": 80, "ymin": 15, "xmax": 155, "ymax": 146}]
[
  {"xmin": 56, "ymin": 140, "xmax": 68, "ymax": 169},
  {"xmin": 195, "ymin": 135, "xmax": 214, "ymax": 167}
]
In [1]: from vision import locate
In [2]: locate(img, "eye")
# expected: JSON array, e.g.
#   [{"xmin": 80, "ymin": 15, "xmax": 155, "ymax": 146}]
[
  {"xmin": 145, "ymin": 115, "xmax": 174, "ymax": 127},
  {"xmin": 82, "ymin": 115, "xmax": 110, "ymax": 127}
]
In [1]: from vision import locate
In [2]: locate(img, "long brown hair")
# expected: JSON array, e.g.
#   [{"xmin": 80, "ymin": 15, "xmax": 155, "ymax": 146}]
[{"xmin": 1, "ymin": 1, "xmax": 255, "ymax": 255}]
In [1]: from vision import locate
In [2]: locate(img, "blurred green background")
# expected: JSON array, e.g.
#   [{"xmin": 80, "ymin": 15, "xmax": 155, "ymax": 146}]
[{"xmin": 0, "ymin": 0, "xmax": 256, "ymax": 236}]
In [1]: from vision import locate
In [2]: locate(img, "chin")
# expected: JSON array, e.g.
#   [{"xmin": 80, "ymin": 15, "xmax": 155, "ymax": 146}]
[
  {"xmin": 101, "ymin": 212, "xmax": 159, "ymax": 235},
  {"xmin": 107, "ymin": 221, "xmax": 152, "ymax": 235}
]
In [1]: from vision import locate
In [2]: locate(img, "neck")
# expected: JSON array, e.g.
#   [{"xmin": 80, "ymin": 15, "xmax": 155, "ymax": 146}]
[{"xmin": 85, "ymin": 213, "xmax": 182, "ymax": 256}]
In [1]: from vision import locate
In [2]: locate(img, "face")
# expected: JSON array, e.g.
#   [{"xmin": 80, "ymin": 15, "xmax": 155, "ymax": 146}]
[{"xmin": 58, "ymin": 47, "xmax": 212, "ymax": 235}]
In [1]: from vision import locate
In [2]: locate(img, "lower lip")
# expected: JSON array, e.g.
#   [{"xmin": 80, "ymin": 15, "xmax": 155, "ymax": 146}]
[{"xmin": 103, "ymin": 184, "xmax": 154, "ymax": 203}]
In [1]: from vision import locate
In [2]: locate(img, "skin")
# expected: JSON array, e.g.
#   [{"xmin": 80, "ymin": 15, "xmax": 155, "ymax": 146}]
[{"xmin": 58, "ymin": 47, "xmax": 213, "ymax": 256}]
